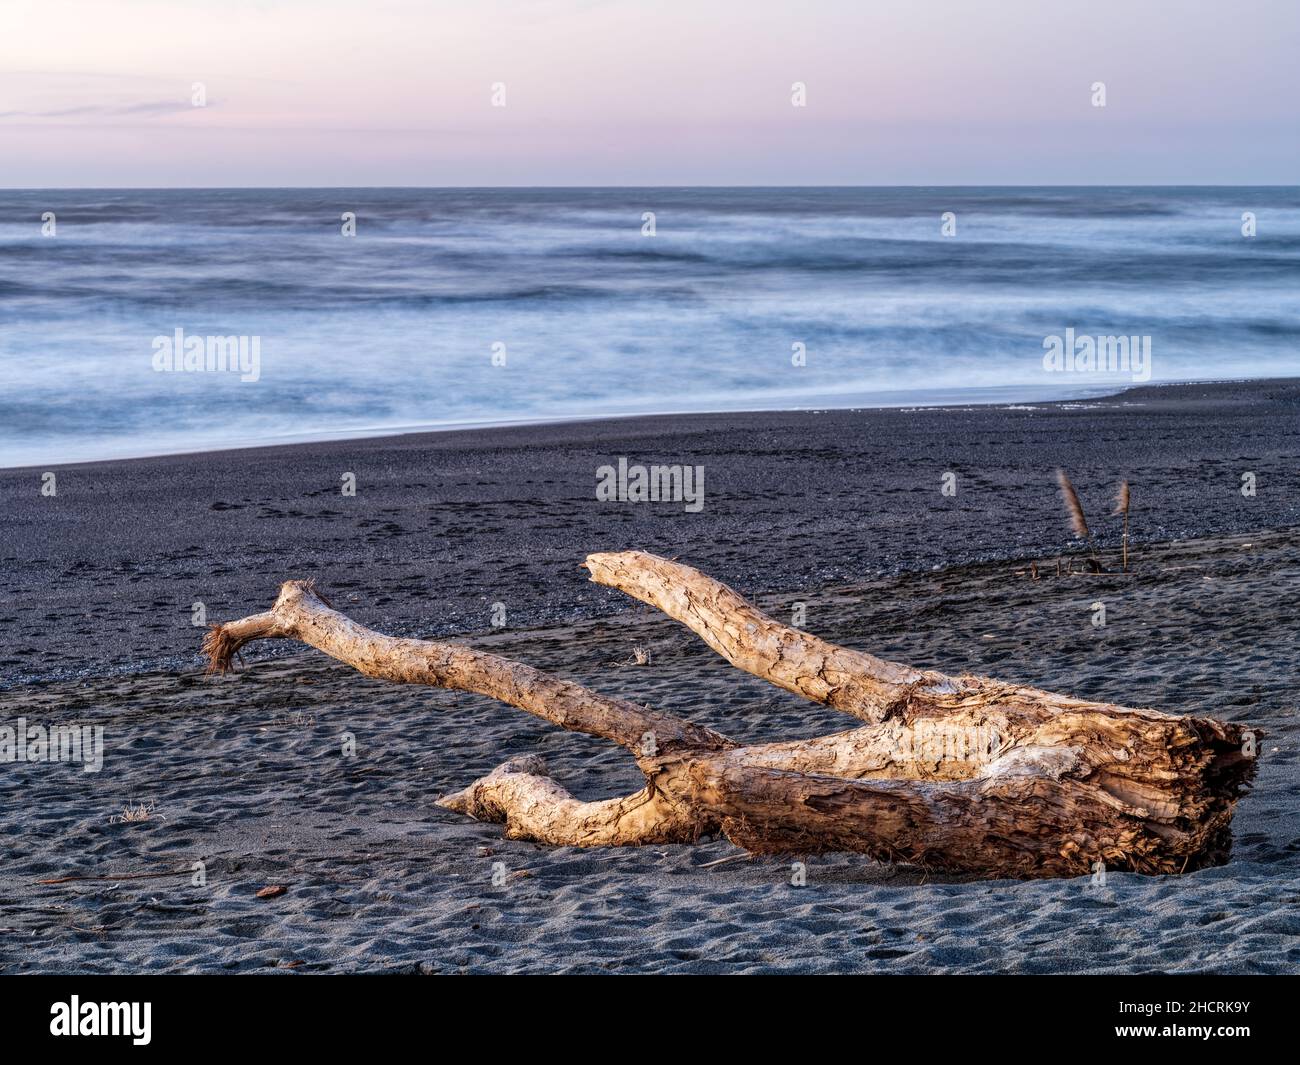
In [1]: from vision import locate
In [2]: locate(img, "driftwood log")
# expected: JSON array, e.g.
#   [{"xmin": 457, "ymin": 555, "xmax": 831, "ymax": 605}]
[{"xmin": 203, "ymin": 551, "xmax": 1257, "ymax": 879}]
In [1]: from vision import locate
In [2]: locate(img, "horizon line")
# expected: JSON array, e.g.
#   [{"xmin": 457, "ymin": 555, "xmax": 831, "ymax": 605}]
[{"xmin": 5, "ymin": 183, "xmax": 1299, "ymax": 192}]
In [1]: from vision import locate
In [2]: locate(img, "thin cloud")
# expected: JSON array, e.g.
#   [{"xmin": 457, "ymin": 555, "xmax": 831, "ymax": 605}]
[{"xmin": 0, "ymin": 99, "xmax": 209, "ymax": 120}]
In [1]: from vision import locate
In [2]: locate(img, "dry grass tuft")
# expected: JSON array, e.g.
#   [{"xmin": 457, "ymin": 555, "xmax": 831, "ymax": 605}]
[
  {"xmin": 1055, "ymin": 468, "xmax": 1091, "ymax": 541},
  {"xmin": 110, "ymin": 801, "xmax": 158, "ymax": 824},
  {"xmin": 1054, "ymin": 468, "xmax": 1104, "ymax": 568}
]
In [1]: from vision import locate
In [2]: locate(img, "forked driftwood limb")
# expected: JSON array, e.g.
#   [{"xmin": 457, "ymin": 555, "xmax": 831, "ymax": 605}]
[{"xmin": 203, "ymin": 555, "xmax": 1257, "ymax": 879}]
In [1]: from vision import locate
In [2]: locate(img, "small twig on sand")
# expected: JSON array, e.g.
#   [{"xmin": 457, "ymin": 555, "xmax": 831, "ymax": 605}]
[
  {"xmin": 35, "ymin": 869, "xmax": 191, "ymax": 886},
  {"xmin": 1114, "ymin": 480, "xmax": 1131, "ymax": 572},
  {"xmin": 698, "ymin": 853, "xmax": 750, "ymax": 869}
]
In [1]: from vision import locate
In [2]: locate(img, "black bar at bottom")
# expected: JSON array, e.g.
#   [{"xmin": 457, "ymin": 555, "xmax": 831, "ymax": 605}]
[{"xmin": 1, "ymin": 973, "xmax": 1288, "ymax": 1050}]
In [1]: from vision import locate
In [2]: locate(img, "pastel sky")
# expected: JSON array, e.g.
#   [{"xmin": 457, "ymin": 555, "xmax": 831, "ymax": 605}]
[{"xmin": 2, "ymin": 0, "xmax": 1297, "ymax": 186}]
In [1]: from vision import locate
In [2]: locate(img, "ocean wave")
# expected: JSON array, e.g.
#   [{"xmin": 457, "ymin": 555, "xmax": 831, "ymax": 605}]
[{"xmin": 1, "ymin": 186, "xmax": 1298, "ymax": 466}]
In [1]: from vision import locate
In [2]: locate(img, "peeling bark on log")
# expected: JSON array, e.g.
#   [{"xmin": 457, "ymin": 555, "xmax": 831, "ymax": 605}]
[{"xmin": 203, "ymin": 555, "xmax": 1258, "ymax": 879}]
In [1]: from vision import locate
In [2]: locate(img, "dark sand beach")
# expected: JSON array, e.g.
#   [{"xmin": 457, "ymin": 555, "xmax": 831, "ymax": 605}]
[{"xmin": 2, "ymin": 379, "xmax": 1299, "ymax": 973}]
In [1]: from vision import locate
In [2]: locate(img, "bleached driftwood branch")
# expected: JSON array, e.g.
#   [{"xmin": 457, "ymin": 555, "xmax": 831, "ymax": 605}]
[{"xmin": 203, "ymin": 555, "xmax": 1257, "ymax": 879}]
